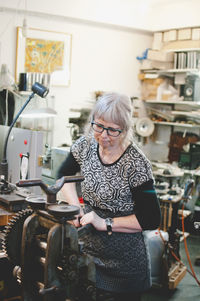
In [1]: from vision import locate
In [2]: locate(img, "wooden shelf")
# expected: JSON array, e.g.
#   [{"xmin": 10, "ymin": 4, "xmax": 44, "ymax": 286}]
[
  {"xmin": 166, "ymin": 48, "xmax": 200, "ymax": 53},
  {"xmin": 142, "ymin": 68, "xmax": 199, "ymax": 74},
  {"xmin": 171, "ymin": 110, "xmax": 200, "ymax": 118},
  {"xmin": 145, "ymin": 99, "xmax": 200, "ymax": 127},
  {"xmin": 157, "ymin": 68, "xmax": 199, "ymax": 74},
  {"xmin": 145, "ymin": 100, "xmax": 200, "ymax": 107},
  {"xmin": 153, "ymin": 121, "xmax": 200, "ymax": 128}
]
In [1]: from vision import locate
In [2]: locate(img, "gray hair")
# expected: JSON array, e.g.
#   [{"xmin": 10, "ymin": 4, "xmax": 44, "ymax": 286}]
[{"xmin": 85, "ymin": 92, "xmax": 134, "ymax": 144}]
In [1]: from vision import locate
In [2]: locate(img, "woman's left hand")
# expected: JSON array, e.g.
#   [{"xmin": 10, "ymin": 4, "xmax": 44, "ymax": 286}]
[{"xmin": 80, "ymin": 211, "xmax": 106, "ymax": 231}]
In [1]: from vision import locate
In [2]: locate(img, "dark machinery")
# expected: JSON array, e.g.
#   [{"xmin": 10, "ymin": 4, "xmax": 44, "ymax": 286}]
[
  {"xmin": 3, "ymin": 176, "xmax": 195, "ymax": 299},
  {"xmin": 152, "ymin": 178, "xmax": 195, "ymax": 289},
  {"xmin": 2, "ymin": 176, "xmax": 96, "ymax": 301}
]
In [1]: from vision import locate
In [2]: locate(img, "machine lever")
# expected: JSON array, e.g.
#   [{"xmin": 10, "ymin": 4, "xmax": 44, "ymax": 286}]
[
  {"xmin": 16, "ymin": 175, "xmax": 84, "ymax": 203},
  {"xmin": 16, "ymin": 176, "xmax": 84, "ymax": 193}
]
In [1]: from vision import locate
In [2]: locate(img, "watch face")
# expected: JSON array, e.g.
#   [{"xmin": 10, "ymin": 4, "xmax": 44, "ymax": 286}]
[
  {"xmin": 105, "ymin": 218, "xmax": 113, "ymax": 235},
  {"xmin": 105, "ymin": 218, "xmax": 113, "ymax": 226}
]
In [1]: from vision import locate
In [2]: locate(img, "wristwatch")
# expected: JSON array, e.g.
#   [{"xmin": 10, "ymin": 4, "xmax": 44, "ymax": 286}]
[{"xmin": 105, "ymin": 218, "xmax": 113, "ymax": 235}]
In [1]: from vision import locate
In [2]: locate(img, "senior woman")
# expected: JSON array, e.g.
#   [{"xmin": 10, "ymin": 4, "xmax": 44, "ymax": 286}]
[{"xmin": 57, "ymin": 92, "xmax": 161, "ymax": 301}]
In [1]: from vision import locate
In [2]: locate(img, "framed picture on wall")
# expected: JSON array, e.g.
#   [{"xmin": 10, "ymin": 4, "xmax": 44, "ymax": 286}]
[{"xmin": 15, "ymin": 27, "xmax": 72, "ymax": 87}]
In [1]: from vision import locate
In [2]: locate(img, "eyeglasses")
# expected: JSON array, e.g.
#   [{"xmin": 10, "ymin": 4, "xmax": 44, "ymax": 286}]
[{"xmin": 91, "ymin": 121, "xmax": 123, "ymax": 137}]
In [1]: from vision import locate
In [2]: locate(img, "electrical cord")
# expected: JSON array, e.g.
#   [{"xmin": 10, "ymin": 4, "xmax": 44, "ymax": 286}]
[
  {"xmin": 158, "ymin": 228, "xmax": 196, "ymax": 280},
  {"xmin": 5, "ymin": 88, "xmax": 8, "ymax": 125},
  {"xmin": 158, "ymin": 178, "xmax": 200, "ymax": 286},
  {"xmin": 158, "ymin": 206, "xmax": 200, "ymax": 286}
]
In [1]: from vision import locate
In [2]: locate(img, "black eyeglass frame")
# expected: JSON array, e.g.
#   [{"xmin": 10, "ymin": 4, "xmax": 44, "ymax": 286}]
[{"xmin": 91, "ymin": 121, "xmax": 123, "ymax": 137}]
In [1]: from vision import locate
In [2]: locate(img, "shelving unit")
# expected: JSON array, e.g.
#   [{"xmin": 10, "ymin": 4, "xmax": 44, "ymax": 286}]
[
  {"xmin": 143, "ymin": 47, "xmax": 200, "ymax": 75},
  {"xmin": 137, "ymin": 47, "xmax": 200, "ymax": 163},
  {"xmin": 145, "ymin": 99, "xmax": 200, "ymax": 128},
  {"xmin": 140, "ymin": 44, "xmax": 200, "ymax": 126}
]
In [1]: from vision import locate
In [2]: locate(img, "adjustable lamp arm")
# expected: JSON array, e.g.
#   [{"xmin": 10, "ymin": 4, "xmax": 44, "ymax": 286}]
[
  {"xmin": 0, "ymin": 82, "xmax": 49, "ymax": 183},
  {"xmin": 2, "ymin": 92, "xmax": 34, "ymax": 162}
]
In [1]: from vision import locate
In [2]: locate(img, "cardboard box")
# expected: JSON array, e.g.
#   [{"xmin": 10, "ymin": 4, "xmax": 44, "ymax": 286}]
[
  {"xmin": 151, "ymin": 60, "xmax": 174, "ymax": 70},
  {"xmin": 163, "ymin": 31, "xmax": 170, "ymax": 42},
  {"xmin": 140, "ymin": 59, "xmax": 153, "ymax": 70},
  {"xmin": 162, "ymin": 40, "xmax": 200, "ymax": 51},
  {"xmin": 178, "ymin": 28, "xmax": 191, "ymax": 40},
  {"xmin": 168, "ymin": 30, "xmax": 177, "ymax": 41},
  {"xmin": 140, "ymin": 78, "xmax": 164, "ymax": 100},
  {"xmin": 140, "ymin": 58, "xmax": 173, "ymax": 70},
  {"xmin": 148, "ymin": 49, "xmax": 174, "ymax": 62},
  {"xmin": 152, "ymin": 32, "xmax": 163, "ymax": 50},
  {"xmin": 192, "ymin": 28, "xmax": 200, "ymax": 40}
]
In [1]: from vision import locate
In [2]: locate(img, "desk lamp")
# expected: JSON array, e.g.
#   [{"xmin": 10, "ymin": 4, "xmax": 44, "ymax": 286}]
[{"xmin": 0, "ymin": 82, "xmax": 49, "ymax": 193}]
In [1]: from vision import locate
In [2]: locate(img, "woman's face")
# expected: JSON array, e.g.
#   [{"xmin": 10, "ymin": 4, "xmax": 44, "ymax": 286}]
[{"xmin": 92, "ymin": 118, "xmax": 123, "ymax": 149}]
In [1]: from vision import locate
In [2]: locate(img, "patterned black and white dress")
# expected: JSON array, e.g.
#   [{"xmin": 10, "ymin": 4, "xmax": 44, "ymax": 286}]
[{"xmin": 57, "ymin": 136, "xmax": 161, "ymax": 293}]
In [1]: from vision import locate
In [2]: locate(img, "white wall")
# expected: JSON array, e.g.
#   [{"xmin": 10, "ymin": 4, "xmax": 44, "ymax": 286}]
[
  {"xmin": 0, "ymin": 4, "xmax": 152, "ymax": 147},
  {"xmin": 148, "ymin": 0, "xmax": 200, "ymax": 31},
  {"xmin": 1, "ymin": 0, "xmax": 200, "ymax": 31},
  {"xmin": 0, "ymin": 0, "xmax": 199, "ymax": 147}
]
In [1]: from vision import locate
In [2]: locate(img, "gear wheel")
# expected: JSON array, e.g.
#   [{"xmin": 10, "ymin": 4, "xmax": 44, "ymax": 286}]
[
  {"xmin": 57, "ymin": 247, "xmax": 96, "ymax": 301},
  {"xmin": 2, "ymin": 208, "xmax": 33, "ymax": 265},
  {"xmin": 58, "ymin": 247, "xmax": 79, "ymax": 285}
]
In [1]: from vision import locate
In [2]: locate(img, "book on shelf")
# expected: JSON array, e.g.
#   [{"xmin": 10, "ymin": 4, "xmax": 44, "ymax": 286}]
[{"xmin": 174, "ymin": 50, "xmax": 200, "ymax": 70}]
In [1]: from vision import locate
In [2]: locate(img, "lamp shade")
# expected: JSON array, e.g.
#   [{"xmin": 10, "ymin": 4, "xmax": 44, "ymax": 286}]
[
  {"xmin": 0, "ymin": 64, "xmax": 16, "ymax": 91},
  {"xmin": 32, "ymin": 82, "xmax": 49, "ymax": 98}
]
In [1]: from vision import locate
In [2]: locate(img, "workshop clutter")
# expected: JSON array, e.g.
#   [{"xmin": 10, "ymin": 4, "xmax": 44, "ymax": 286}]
[
  {"xmin": 18, "ymin": 72, "xmax": 51, "ymax": 92},
  {"xmin": 138, "ymin": 74, "xmax": 164, "ymax": 100},
  {"xmin": 147, "ymin": 50, "xmax": 174, "ymax": 62},
  {"xmin": 141, "ymin": 49, "xmax": 200, "ymax": 71},
  {"xmin": 138, "ymin": 73, "xmax": 179, "ymax": 102},
  {"xmin": 138, "ymin": 26, "xmax": 200, "ymax": 74},
  {"xmin": 193, "ymin": 182, "xmax": 200, "ymax": 227},
  {"xmin": 140, "ymin": 49, "xmax": 174, "ymax": 70},
  {"xmin": 0, "ymin": 255, "xmax": 21, "ymax": 300},
  {"xmin": 168, "ymin": 131, "xmax": 199, "ymax": 164}
]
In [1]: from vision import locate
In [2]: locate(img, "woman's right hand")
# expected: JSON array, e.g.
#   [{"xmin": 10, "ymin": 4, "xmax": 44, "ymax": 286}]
[
  {"xmin": 68, "ymin": 206, "xmax": 84, "ymax": 227},
  {"xmin": 80, "ymin": 211, "xmax": 106, "ymax": 231}
]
